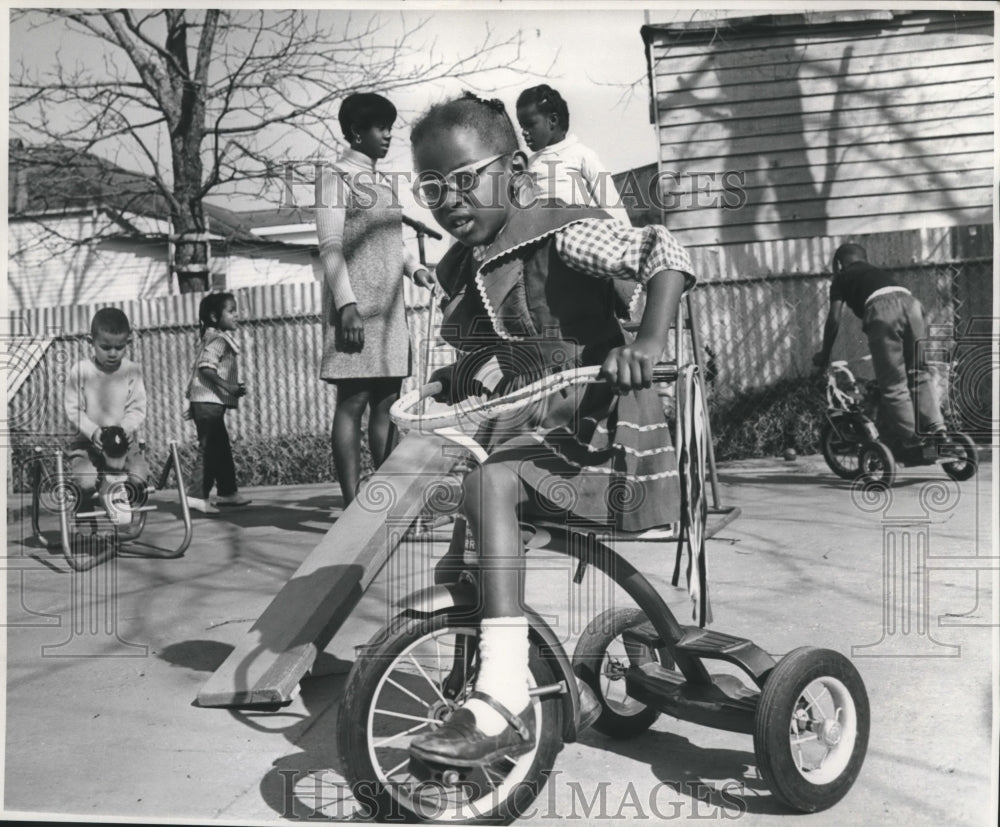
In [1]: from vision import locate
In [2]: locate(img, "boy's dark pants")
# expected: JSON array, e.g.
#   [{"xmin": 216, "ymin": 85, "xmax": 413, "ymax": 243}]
[
  {"xmin": 189, "ymin": 402, "xmax": 237, "ymax": 498},
  {"xmin": 862, "ymin": 292, "xmax": 945, "ymax": 446}
]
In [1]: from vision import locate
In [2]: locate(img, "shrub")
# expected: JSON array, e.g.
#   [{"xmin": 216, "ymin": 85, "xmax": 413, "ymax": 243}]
[
  {"xmin": 706, "ymin": 375, "xmax": 827, "ymax": 461},
  {"xmin": 149, "ymin": 433, "xmax": 373, "ymax": 489},
  {"xmin": 7, "ymin": 432, "xmax": 373, "ymax": 493}
]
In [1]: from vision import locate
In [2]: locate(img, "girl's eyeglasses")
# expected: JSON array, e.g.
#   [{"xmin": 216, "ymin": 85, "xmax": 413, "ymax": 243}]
[{"xmin": 413, "ymin": 153, "xmax": 508, "ymax": 205}]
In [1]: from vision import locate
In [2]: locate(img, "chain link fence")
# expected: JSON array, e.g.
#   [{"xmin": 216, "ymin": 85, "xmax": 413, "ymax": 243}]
[
  {"xmin": 6, "ymin": 257, "xmax": 993, "ymax": 494},
  {"xmin": 692, "ymin": 258, "xmax": 994, "ymax": 460},
  {"xmin": 5, "ymin": 282, "xmax": 437, "ymax": 493}
]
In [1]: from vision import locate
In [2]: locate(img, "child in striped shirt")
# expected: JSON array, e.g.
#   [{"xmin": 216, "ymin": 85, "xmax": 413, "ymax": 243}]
[{"xmin": 186, "ymin": 292, "xmax": 250, "ymax": 514}]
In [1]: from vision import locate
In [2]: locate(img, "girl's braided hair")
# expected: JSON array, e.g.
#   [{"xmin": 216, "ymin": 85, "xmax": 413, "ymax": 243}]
[
  {"xmin": 411, "ymin": 92, "xmax": 520, "ymax": 155},
  {"xmin": 516, "ymin": 85, "xmax": 570, "ymax": 130},
  {"xmin": 197, "ymin": 291, "xmax": 235, "ymax": 339}
]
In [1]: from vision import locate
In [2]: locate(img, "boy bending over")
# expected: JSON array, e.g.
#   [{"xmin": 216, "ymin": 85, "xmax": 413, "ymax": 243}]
[{"xmin": 64, "ymin": 307, "xmax": 150, "ymax": 518}]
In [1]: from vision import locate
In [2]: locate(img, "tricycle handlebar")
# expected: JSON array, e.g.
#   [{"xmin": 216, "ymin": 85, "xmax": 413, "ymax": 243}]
[{"xmin": 391, "ymin": 364, "xmax": 678, "ymax": 433}]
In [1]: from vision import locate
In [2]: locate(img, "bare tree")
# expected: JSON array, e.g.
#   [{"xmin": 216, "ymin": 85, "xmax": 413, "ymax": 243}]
[{"xmin": 9, "ymin": 9, "xmax": 525, "ymax": 291}]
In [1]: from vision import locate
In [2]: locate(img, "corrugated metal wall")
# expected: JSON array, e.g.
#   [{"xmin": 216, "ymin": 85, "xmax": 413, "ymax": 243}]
[{"xmin": 646, "ymin": 10, "xmax": 994, "ymax": 246}]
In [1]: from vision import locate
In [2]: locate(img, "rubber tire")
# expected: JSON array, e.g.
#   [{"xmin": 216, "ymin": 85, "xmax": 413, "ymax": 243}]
[
  {"xmin": 572, "ymin": 607, "xmax": 661, "ymax": 738},
  {"xmin": 942, "ymin": 431, "xmax": 978, "ymax": 481},
  {"xmin": 754, "ymin": 647, "xmax": 870, "ymax": 813},
  {"xmin": 337, "ymin": 609, "xmax": 564, "ymax": 825},
  {"xmin": 820, "ymin": 420, "xmax": 861, "ymax": 480},
  {"xmin": 857, "ymin": 440, "xmax": 896, "ymax": 487}
]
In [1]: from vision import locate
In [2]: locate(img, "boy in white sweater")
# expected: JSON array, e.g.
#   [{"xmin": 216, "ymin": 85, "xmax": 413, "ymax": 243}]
[{"xmin": 64, "ymin": 307, "xmax": 149, "ymax": 515}]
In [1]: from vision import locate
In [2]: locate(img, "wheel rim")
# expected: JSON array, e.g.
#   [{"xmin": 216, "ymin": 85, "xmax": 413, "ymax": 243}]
[
  {"xmin": 828, "ymin": 440, "xmax": 860, "ymax": 475},
  {"xmin": 365, "ymin": 625, "xmax": 542, "ymax": 821},
  {"xmin": 823, "ymin": 425, "xmax": 860, "ymax": 476},
  {"xmin": 787, "ymin": 675, "xmax": 858, "ymax": 785},
  {"xmin": 859, "ymin": 446, "xmax": 888, "ymax": 479},
  {"xmin": 601, "ymin": 637, "xmax": 651, "ymax": 717}
]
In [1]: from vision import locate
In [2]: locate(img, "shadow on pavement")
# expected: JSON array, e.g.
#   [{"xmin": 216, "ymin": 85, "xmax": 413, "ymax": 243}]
[
  {"xmin": 159, "ymin": 638, "xmax": 356, "ymax": 819},
  {"xmin": 580, "ymin": 727, "xmax": 786, "ymax": 816},
  {"xmin": 255, "ymin": 671, "xmax": 353, "ymax": 821}
]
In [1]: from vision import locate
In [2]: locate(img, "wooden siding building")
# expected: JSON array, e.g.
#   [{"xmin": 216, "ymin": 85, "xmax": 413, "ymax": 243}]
[{"xmin": 641, "ymin": 9, "xmax": 993, "ymax": 254}]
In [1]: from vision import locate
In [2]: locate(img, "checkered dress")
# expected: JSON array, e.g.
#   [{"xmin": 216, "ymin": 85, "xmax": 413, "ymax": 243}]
[{"xmin": 438, "ymin": 205, "xmax": 695, "ymax": 533}]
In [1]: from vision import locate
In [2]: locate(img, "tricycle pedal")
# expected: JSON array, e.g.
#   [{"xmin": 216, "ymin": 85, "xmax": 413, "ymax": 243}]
[{"xmin": 408, "ymin": 754, "xmax": 490, "ymax": 798}]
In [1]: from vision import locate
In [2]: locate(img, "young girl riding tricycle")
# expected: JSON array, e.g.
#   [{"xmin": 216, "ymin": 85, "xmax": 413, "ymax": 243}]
[{"xmin": 337, "ymin": 94, "xmax": 869, "ymax": 823}]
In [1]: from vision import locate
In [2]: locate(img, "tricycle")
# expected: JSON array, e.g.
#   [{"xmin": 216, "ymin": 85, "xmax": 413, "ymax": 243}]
[
  {"xmin": 337, "ymin": 363, "xmax": 870, "ymax": 823},
  {"xmin": 820, "ymin": 360, "xmax": 978, "ymax": 487}
]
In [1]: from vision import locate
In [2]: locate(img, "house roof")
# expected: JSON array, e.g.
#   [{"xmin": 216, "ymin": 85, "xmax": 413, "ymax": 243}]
[
  {"xmin": 640, "ymin": 10, "xmax": 897, "ymax": 45},
  {"xmin": 640, "ymin": 8, "xmax": 992, "ymax": 45},
  {"xmin": 7, "ymin": 141, "xmax": 266, "ymax": 242}
]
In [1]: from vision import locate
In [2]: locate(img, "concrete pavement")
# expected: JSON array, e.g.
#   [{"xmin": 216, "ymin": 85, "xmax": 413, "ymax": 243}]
[{"xmin": 3, "ymin": 452, "xmax": 995, "ymax": 824}]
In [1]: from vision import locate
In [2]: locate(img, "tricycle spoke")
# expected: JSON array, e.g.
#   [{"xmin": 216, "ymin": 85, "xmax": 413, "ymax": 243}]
[
  {"xmin": 385, "ymin": 675, "xmax": 433, "ymax": 709},
  {"xmin": 374, "ymin": 708, "xmax": 438, "ymax": 725},
  {"xmin": 803, "ymin": 686, "xmax": 827, "ymax": 714},
  {"xmin": 384, "ymin": 756, "xmax": 413, "ymax": 779},
  {"xmin": 408, "ymin": 655, "xmax": 449, "ymax": 706},
  {"xmin": 373, "ymin": 720, "xmax": 430, "ymax": 749}
]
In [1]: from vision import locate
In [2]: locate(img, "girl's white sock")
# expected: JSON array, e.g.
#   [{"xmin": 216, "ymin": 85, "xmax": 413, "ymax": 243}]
[{"xmin": 464, "ymin": 616, "xmax": 531, "ymax": 736}]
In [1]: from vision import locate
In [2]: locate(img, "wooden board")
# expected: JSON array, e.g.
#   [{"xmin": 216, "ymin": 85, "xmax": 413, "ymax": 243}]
[{"xmin": 196, "ymin": 433, "xmax": 456, "ymax": 707}]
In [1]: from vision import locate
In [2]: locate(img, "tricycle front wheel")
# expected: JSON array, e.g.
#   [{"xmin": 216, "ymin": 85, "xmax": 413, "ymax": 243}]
[
  {"xmin": 754, "ymin": 647, "xmax": 869, "ymax": 813},
  {"xmin": 337, "ymin": 609, "xmax": 564, "ymax": 824},
  {"xmin": 819, "ymin": 420, "xmax": 862, "ymax": 479}
]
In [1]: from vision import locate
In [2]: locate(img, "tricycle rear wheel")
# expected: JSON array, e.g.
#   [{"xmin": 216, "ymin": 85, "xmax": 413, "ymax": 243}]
[
  {"xmin": 572, "ymin": 608, "xmax": 661, "ymax": 738},
  {"xmin": 942, "ymin": 431, "xmax": 977, "ymax": 481},
  {"xmin": 857, "ymin": 440, "xmax": 895, "ymax": 487},
  {"xmin": 754, "ymin": 647, "xmax": 869, "ymax": 813}
]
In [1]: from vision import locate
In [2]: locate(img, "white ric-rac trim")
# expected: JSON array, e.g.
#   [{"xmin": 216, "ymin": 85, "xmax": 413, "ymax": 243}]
[
  {"xmin": 566, "ymin": 430, "xmax": 675, "ymax": 457},
  {"xmin": 530, "ymin": 433, "xmax": 679, "ymax": 480},
  {"xmin": 586, "ymin": 417, "xmax": 672, "ymax": 434}
]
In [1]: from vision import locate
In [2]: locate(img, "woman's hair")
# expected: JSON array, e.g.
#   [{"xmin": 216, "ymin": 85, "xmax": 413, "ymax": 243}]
[
  {"xmin": 411, "ymin": 92, "xmax": 520, "ymax": 155},
  {"xmin": 338, "ymin": 92, "xmax": 397, "ymax": 141},
  {"xmin": 198, "ymin": 291, "xmax": 235, "ymax": 338},
  {"xmin": 516, "ymin": 85, "xmax": 569, "ymax": 131}
]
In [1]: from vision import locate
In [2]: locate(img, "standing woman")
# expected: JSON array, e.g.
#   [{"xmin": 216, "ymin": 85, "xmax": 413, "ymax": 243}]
[{"xmin": 316, "ymin": 92, "xmax": 434, "ymax": 505}]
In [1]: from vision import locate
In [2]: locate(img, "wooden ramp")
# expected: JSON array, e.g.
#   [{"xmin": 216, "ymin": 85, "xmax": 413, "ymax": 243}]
[{"xmin": 196, "ymin": 434, "xmax": 455, "ymax": 708}]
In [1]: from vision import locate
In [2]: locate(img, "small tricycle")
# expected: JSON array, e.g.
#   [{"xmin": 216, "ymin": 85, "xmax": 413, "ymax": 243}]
[
  {"xmin": 820, "ymin": 361, "xmax": 978, "ymax": 487},
  {"xmin": 337, "ymin": 363, "xmax": 870, "ymax": 823},
  {"xmin": 28, "ymin": 433, "xmax": 193, "ymax": 571}
]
